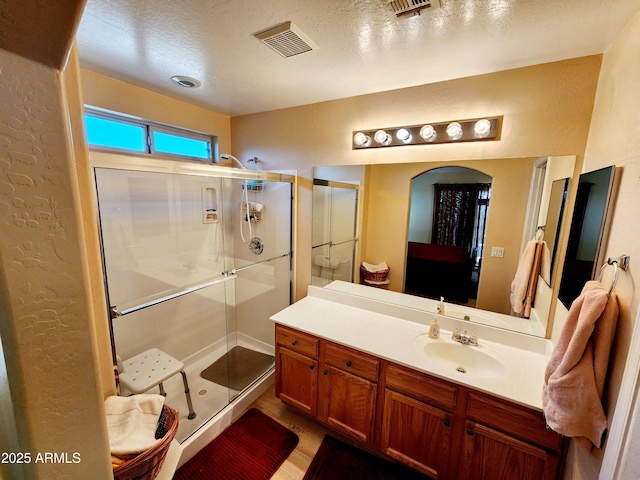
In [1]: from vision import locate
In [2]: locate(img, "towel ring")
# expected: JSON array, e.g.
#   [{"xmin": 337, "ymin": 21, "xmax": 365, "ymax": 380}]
[{"xmin": 597, "ymin": 255, "xmax": 630, "ymax": 294}]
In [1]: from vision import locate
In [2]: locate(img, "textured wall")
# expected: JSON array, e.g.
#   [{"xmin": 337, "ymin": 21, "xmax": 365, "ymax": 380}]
[
  {"xmin": 563, "ymin": 8, "xmax": 640, "ymax": 480},
  {"xmin": 0, "ymin": 48, "xmax": 111, "ymax": 478}
]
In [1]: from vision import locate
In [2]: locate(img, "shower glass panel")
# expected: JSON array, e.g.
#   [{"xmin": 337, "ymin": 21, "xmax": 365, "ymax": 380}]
[
  {"xmin": 93, "ymin": 156, "xmax": 293, "ymax": 444},
  {"xmin": 312, "ymin": 179, "xmax": 358, "ymax": 286}
]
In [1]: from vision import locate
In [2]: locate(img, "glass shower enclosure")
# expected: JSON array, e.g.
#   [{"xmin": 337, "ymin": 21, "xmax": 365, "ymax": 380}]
[
  {"xmin": 311, "ymin": 179, "xmax": 359, "ymax": 286},
  {"xmin": 92, "ymin": 153, "xmax": 294, "ymax": 443}
]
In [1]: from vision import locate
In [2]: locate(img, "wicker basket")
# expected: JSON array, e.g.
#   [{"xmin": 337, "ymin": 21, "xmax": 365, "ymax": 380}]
[
  {"xmin": 113, "ymin": 405, "xmax": 179, "ymax": 480},
  {"xmin": 360, "ymin": 265, "xmax": 390, "ymax": 283}
]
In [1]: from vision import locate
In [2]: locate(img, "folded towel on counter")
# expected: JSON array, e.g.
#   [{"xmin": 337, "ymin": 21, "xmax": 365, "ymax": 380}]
[
  {"xmin": 105, "ymin": 394, "xmax": 165, "ymax": 456},
  {"xmin": 361, "ymin": 261, "xmax": 388, "ymax": 272},
  {"xmin": 542, "ymin": 280, "xmax": 619, "ymax": 449}
]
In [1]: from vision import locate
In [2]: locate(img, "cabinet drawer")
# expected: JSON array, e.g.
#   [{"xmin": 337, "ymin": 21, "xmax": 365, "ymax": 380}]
[
  {"xmin": 275, "ymin": 325, "xmax": 319, "ymax": 358},
  {"xmin": 385, "ymin": 363, "xmax": 458, "ymax": 411},
  {"xmin": 466, "ymin": 392, "xmax": 564, "ymax": 453},
  {"xmin": 324, "ymin": 342, "xmax": 379, "ymax": 382}
]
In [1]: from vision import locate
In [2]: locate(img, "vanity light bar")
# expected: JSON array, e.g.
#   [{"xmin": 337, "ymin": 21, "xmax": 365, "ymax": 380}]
[{"xmin": 352, "ymin": 116, "xmax": 502, "ymax": 149}]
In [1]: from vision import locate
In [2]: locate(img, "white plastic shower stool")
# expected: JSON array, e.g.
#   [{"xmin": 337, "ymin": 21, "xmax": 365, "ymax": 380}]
[{"xmin": 118, "ymin": 348, "xmax": 196, "ymax": 420}]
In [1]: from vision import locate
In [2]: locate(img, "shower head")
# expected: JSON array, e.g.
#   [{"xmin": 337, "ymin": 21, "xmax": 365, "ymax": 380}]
[{"xmin": 220, "ymin": 153, "xmax": 246, "ymax": 169}]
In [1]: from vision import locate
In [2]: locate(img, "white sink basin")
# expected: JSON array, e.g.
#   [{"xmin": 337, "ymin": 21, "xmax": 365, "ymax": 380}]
[{"xmin": 414, "ymin": 334, "xmax": 522, "ymax": 380}]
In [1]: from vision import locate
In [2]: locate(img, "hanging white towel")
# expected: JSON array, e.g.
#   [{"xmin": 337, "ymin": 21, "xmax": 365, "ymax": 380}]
[{"xmin": 105, "ymin": 394, "xmax": 165, "ymax": 456}]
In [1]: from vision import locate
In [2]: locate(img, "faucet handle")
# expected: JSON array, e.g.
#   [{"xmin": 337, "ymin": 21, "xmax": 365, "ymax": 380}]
[
  {"xmin": 469, "ymin": 332, "xmax": 478, "ymax": 346},
  {"xmin": 452, "ymin": 328, "xmax": 461, "ymax": 341}
]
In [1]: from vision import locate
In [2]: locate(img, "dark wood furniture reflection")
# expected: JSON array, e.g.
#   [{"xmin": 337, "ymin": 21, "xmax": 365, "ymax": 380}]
[{"xmin": 405, "ymin": 242, "xmax": 473, "ymax": 303}]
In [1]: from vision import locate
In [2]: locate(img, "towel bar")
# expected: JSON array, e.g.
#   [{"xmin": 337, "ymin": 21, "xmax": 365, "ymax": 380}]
[{"xmin": 597, "ymin": 255, "xmax": 630, "ymax": 294}]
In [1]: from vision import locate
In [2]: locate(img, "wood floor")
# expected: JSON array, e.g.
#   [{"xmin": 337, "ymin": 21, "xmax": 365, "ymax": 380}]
[{"xmin": 243, "ymin": 384, "xmax": 346, "ymax": 480}]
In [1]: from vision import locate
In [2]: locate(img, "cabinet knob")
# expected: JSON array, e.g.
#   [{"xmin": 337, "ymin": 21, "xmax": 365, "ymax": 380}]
[
  {"xmin": 291, "ymin": 340, "xmax": 297, "ymax": 346},
  {"xmin": 309, "ymin": 365, "xmax": 315, "ymax": 371},
  {"xmin": 444, "ymin": 419, "xmax": 451, "ymax": 428},
  {"xmin": 466, "ymin": 427, "xmax": 474, "ymax": 436},
  {"xmin": 345, "ymin": 361, "xmax": 352, "ymax": 367},
  {"xmin": 323, "ymin": 369, "xmax": 329, "ymax": 375}
]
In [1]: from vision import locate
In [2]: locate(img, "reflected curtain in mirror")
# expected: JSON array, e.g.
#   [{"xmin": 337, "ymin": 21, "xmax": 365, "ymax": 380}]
[{"xmin": 432, "ymin": 183, "xmax": 491, "ymax": 260}]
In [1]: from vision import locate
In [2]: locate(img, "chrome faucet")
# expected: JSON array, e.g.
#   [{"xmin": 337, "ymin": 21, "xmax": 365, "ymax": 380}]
[{"xmin": 452, "ymin": 329, "xmax": 478, "ymax": 346}]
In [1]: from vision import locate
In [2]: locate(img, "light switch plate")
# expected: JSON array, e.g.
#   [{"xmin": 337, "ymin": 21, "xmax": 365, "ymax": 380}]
[{"xmin": 491, "ymin": 247, "xmax": 505, "ymax": 258}]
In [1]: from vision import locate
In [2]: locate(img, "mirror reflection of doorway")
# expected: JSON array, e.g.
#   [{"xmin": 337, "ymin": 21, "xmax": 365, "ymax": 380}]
[{"xmin": 405, "ymin": 167, "xmax": 492, "ymax": 306}]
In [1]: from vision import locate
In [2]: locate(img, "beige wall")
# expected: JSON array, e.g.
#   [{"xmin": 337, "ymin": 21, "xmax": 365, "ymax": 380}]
[
  {"xmin": 80, "ymin": 69, "xmax": 232, "ymax": 157},
  {"xmin": 364, "ymin": 158, "xmax": 535, "ymax": 314},
  {"xmin": 0, "ymin": 48, "xmax": 111, "ymax": 478},
  {"xmin": 559, "ymin": 9, "xmax": 640, "ymax": 480},
  {"xmin": 231, "ymin": 56, "xmax": 601, "ymax": 300}
]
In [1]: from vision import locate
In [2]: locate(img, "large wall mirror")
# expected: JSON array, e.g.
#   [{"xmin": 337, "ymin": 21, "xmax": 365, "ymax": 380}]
[{"xmin": 312, "ymin": 156, "xmax": 576, "ymax": 338}]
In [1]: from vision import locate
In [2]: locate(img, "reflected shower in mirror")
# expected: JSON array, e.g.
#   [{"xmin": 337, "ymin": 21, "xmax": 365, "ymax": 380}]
[
  {"xmin": 311, "ymin": 179, "xmax": 359, "ymax": 287},
  {"xmin": 558, "ymin": 165, "xmax": 619, "ymax": 308}
]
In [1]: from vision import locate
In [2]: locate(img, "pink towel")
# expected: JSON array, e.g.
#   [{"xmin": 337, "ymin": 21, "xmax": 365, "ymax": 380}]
[
  {"xmin": 510, "ymin": 239, "xmax": 551, "ymax": 314},
  {"xmin": 542, "ymin": 280, "xmax": 619, "ymax": 449}
]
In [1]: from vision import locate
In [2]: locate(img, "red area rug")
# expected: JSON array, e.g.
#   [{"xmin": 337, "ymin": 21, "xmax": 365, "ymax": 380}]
[
  {"xmin": 303, "ymin": 435, "xmax": 430, "ymax": 480},
  {"xmin": 174, "ymin": 408, "xmax": 298, "ymax": 480}
]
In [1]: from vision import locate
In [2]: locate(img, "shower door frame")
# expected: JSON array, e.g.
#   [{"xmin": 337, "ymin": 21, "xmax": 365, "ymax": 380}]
[
  {"xmin": 311, "ymin": 178, "xmax": 360, "ymax": 286},
  {"xmin": 90, "ymin": 151, "xmax": 295, "ymax": 396}
]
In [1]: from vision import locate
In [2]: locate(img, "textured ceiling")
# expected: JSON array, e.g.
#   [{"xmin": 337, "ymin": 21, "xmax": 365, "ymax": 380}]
[{"xmin": 75, "ymin": 0, "xmax": 640, "ymax": 117}]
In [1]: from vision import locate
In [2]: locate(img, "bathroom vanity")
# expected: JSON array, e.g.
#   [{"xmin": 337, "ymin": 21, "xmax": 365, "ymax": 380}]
[{"xmin": 271, "ymin": 286, "xmax": 566, "ymax": 480}]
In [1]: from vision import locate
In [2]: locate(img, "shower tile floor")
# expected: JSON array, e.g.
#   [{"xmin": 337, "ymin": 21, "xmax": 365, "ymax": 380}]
[{"xmin": 156, "ymin": 339, "xmax": 274, "ymax": 443}]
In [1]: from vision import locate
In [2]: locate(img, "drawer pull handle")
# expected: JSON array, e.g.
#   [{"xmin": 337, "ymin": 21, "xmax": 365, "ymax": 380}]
[
  {"xmin": 444, "ymin": 419, "xmax": 451, "ymax": 428},
  {"xmin": 309, "ymin": 365, "xmax": 315, "ymax": 371},
  {"xmin": 466, "ymin": 427, "xmax": 474, "ymax": 436},
  {"xmin": 345, "ymin": 361, "xmax": 352, "ymax": 367},
  {"xmin": 291, "ymin": 341, "xmax": 297, "ymax": 346},
  {"xmin": 323, "ymin": 369, "xmax": 329, "ymax": 375}
]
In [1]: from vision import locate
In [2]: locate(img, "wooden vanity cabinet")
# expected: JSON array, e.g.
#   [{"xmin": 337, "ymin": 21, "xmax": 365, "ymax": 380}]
[
  {"xmin": 458, "ymin": 392, "xmax": 564, "ymax": 480},
  {"xmin": 318, "ymin": 342, "xmax": 380, "ymax": 445},
  {"xmin": 381, "ymin": 363, "xmax": 458, "ymax": 478},
  {"xmin": 275, "ymin": 325, "xmax": 319, "ymax": 416},
  {"xmin": 274, "ymin": 325, "xmax": 565, "ymax": 480}
]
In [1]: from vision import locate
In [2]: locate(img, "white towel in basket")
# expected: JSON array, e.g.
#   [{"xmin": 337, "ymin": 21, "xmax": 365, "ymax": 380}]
[
  {"xmin": 362, "ymin": 261, "xmax": 388, "ymax": 272},
  {"xmin": 105, "ymin": 394, "xmax": 165, "ymax": 456}
]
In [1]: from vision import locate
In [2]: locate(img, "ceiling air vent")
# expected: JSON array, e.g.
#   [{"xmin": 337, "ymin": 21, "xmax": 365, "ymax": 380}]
[
  {"xmin": 254, "ymin": 21, "xmax": 317, "ymax": 58},
  {"xmin": 388, "ymin": 0, "xmax": 439, "ymax": 17}
]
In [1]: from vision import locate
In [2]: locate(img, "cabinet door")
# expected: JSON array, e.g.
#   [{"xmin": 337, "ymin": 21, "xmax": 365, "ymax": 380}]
[
  {"xmin": 459, "ymin": 420, "xmax": 560, "ymax": 480},
  {"xmin": 381, "ymin": 389, "xmax": 453, "ymax": 479},
  {"xmin": 276, "ymin": 346, "xmax": 318, "ymax": 416},
  {"xmin": 320, "ymin": 365, "xmax": 377, "ymax": 445}
]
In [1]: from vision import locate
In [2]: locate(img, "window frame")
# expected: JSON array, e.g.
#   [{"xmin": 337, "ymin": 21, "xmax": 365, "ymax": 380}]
[{"xmin": 84, "ymin": 107, "xmax": 218, "ymax": 163}]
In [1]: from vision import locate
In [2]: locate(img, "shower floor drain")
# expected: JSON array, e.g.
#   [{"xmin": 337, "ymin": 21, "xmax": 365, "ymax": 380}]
[
  {"xmin": 456, "ymin": 367, "xmax": 467, "ymax": 374},
  {"xmin": 198, "ymin": 388, "xmax": 209, "ymax": 397}
]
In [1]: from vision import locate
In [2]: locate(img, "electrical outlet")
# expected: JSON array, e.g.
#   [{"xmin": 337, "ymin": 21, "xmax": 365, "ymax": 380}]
[{"xmin": 491, "ymin": 247, "xmax": 505, "ymax": 258}]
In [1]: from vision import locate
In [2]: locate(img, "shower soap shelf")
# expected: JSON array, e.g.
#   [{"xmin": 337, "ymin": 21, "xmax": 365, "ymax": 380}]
[{"xmin": 242, "ymin": 202, "xmax": 263, "ymax": 222}]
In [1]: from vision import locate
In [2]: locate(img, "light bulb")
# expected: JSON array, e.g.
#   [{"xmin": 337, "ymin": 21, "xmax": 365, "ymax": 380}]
[
  {"xmin": 446, "ymin": 122, "xmax": 463, "ymax": 140},
  {"xmin": 419, "ymin": 125, "xmax": 437, "ymax": 142},
  {"xmin": 396, "ymin": 128, "xmax": 412, "ymax": 143},
  {"xmin": 374, "ymin": 130, "xmax": 392, "ymax": 145},
  {"xmin": 473, "ymin": 119, "xmax": 492, "ymax": 138},
  {"xmin": 353, "ymin": 132, "xmax": 371, "ymax": 147}
]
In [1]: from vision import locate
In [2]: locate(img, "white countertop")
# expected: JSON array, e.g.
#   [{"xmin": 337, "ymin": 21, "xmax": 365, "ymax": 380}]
[{"xmin": 271, "ymin": 286, "xmax": 549, "ymax": 410}]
